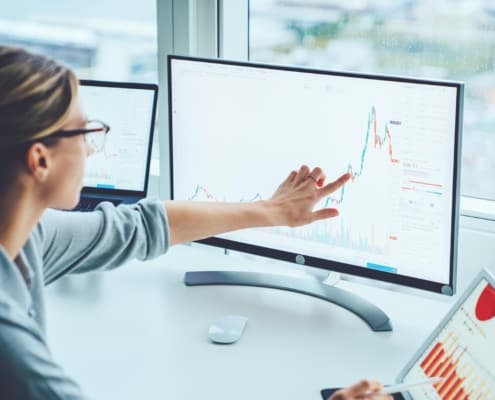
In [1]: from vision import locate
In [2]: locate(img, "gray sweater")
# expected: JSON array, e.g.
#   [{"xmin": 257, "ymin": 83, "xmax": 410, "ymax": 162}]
[{"xmin": 0, "ymin": 199, "xmax": 170, "ymax": 399}]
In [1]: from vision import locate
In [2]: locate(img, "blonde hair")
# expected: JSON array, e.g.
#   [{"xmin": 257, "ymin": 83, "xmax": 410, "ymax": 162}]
[{"xmin": 0, "ymin": 45, "xmax": 79, "ymax": 146}]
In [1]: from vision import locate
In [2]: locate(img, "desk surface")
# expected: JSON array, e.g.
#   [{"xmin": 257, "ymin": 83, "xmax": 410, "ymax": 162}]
[{"xmin": 44, "ymin": 243, "xmax": 481, "ymax": 400}]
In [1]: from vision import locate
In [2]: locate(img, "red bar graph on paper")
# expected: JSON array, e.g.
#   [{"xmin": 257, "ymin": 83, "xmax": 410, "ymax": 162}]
[{"xmin": 419, "ymin": 334, "xmax": 494, "ymax": 400}]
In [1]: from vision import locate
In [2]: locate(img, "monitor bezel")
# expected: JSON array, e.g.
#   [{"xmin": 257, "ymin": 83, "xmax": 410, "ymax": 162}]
[
  {"xmin": 79, "ymin": 79, "xmax": 158, "ymax": 197},
  {"xmin": 167, "ymin": 54, "xmax": 463, "ymax": 295}
]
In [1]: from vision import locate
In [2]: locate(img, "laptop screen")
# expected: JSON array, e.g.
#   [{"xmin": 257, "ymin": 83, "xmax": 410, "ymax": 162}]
[
  {"xmin": 79, "ymin": 81, "xmax": 157, "ymax": 193},
  {"xmin": 401, "ymin": 276, "xmax": 495, "ymax": 399}
]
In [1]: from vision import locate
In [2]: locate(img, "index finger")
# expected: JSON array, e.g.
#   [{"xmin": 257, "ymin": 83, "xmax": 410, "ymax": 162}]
[{"xmin": 317, "ymin": 172, "xmax": 351, "ymax": 198}]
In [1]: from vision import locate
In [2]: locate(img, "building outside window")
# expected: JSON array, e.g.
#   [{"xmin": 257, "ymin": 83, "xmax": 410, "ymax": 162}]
[
  {"xmin": 249, "ymin": 0, "xmax": 495, "ymax": 200},
  {"xmin": 0, "ymin": 1, "xmax": 157, "ymax": 82}
]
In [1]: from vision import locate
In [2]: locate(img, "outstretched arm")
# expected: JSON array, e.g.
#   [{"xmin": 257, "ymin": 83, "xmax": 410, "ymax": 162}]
[
  {"xmin": 39, "ymin": 165, "xmax": 348, "ymax": 283},
  {"xmin": 165, "ymin": 165, "xmax": 350, "ymax": 246}
]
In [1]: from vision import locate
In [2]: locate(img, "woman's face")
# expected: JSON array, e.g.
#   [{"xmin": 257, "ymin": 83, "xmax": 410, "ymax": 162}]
[{"xmin": 42, "ymin": 96, "xmax": 91, "ymax": 210}]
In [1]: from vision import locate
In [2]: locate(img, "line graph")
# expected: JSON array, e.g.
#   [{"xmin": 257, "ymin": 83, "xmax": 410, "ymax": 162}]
[
  {"xmin": 188, "ymin": 184, "xmax": 262, "ymax": 203},
  {"xmin": 189, "ymin": 185, "xmax": 220, "ymax": 201},
  {"xmin": 190, "ymin": 106, "xmax": 399, "ymax": 207},
  {"xmin": 185, "ymin": 105, "xmax": 404, "ymax": 255},
  {"xmin": 186, "ymin": 106, "xmax": 400, "ymax": 255},
  {"xmin": 325, "ymin": 106, "xmax": 400, "ymax": 206},
  {"xmin": 172, "ymin": 58, "xmax": 458, "ymax": 284},
  {"xmin": 80, "ymin": 84, "xmax": 154, "ymax": 192}
]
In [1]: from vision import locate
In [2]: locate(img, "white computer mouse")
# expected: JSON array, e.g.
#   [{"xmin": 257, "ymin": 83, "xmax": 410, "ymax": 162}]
[{"xmin": 208, "ymin": 315, "xmax": 248, "ymax": 344}]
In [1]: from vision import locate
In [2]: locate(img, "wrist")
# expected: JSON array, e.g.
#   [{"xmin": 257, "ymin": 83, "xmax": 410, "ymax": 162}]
[{"xmin": 258, "ymin": 199, "xmax": 285, "ymax": 227}]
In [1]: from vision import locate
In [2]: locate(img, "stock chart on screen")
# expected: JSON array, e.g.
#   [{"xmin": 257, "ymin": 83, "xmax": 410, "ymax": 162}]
[
  {"xmin": 79, "ymin": 84, "xmax": 155, "ymax": 191},
  {"xmin": 170, "ymin": 58, "xmax": 459, "ymax": 286}
]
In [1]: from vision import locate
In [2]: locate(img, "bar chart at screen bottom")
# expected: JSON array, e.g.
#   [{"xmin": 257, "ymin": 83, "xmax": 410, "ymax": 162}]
[{"xmin": 419, "ymin": 333, "xmax": 495, "ymax": 400}]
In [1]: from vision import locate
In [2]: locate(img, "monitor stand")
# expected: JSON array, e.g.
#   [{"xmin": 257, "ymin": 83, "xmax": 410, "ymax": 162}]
[{"xmin": 184, "ymin": 270, "xmax": 393, "ymax": 332}]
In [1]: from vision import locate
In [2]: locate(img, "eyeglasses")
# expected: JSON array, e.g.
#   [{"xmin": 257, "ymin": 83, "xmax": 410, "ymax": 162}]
[{"xmin": 49, "ymin": 120, "xmax": 110, "ymax": 153}]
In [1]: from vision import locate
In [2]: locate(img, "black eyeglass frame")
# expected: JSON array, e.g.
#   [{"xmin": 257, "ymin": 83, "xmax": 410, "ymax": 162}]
[
  {"xmin": 48, "ymin": 120, "xmax": 110, "ymax": 140},
  {"xmin": 5, "ymin": 120, "xmax": 110, "ymax": 151}
]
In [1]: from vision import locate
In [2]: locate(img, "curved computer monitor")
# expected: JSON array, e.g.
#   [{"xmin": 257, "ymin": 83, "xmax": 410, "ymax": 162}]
[{"xmin": 167, "ymin": 55, "xmax": 463, "ymax": 302}]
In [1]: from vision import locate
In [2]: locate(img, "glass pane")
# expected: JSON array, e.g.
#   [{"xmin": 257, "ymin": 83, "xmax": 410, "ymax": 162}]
[
  {"xmin": 249, "ymin": 0, "xmax": 495, "ymax": 199},
  {"xmin": 1, "ymin": 1, "xmax": 157, "ymax": 82}
]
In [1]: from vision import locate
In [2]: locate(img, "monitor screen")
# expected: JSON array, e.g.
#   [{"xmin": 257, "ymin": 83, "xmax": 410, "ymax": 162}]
[
  {"xmin": 168, "ymin": 56, "xmax": 463, "ymax": 294},
  {"xmin": 79, "ymin": 81, "xmax": 156, "ymax": 192},
  {"xmin": 401, "ymin": 277, "xmax": 495, "ymax": 398}
]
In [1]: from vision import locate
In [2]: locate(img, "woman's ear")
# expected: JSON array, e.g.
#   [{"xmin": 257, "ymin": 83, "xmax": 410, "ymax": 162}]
[{"xmin": 26, "ymin": 143, "xmax": 50, "ymax": 182}]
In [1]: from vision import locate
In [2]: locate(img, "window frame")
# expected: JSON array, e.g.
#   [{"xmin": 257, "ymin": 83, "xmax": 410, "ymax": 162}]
[
  {"xmin": 156, "ymin": 0, "xmax": 219, "ymax": 199},
  {"xmin": 156, "ymin": 0, "xmax": 495, "ymax": 229}
]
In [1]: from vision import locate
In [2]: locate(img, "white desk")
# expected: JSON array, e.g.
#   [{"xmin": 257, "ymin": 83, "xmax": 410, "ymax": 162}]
[{"xmin": 45, "ymin": 240, "xmax": 485, "ymax": 400}]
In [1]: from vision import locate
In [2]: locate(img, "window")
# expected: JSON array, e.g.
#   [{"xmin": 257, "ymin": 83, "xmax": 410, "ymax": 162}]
[
  {"xmin": 249, "ymin": 0, "xmax": 495, "ymax": 200},
  {"xmin": 1, "ymin": 1, "xmax": 157, "ymax": 82},
  {"xmin": 1, "ymin": 1, "xmax": 160, "ymax": 187}
]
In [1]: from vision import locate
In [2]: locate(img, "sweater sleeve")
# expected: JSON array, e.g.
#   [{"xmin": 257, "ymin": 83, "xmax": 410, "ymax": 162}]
[{"xmin": 38, "ymin": 198, "xmax": 170, "ymax": 285}]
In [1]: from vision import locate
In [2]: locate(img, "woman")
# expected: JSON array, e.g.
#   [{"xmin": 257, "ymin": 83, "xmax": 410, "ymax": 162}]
[{"xmin": 0, "ymin": 46, "xmax": 390, "ymax": 400}]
